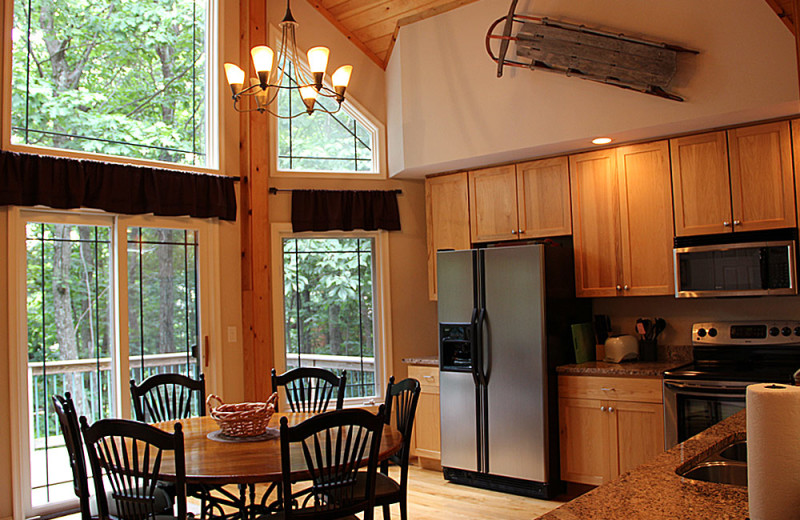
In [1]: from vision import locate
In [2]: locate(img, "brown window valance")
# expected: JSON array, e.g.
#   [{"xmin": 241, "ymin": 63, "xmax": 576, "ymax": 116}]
[
  {"xmin": 291, "ymin": 189, "xmax": 401, "ymax": 232},
  {"xmin": 0, "ymin": 149, "xmax": 237, "ymax": 221}
]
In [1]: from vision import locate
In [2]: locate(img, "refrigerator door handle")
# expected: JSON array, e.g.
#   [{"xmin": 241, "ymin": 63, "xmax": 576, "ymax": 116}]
[
  {"xmin": 476, "ymin": 308, "xmax": 487, "ymax": 386},
  {"xmin": 469, "ymin": 308, "xmax": 480, "ymax": 386}
]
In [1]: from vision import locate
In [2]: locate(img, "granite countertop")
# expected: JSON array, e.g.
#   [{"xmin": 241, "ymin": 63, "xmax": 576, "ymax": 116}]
[
  {"xmin": 537, "ymin": 411, "xmax": 747, "ymax": 520},
  {"xmin": 556, "ymin": 360, "xmax": 688, "ymax": 377},
  {"xmin": 401, "ymin": 355, "xmax": 438, "ymax": 366}
]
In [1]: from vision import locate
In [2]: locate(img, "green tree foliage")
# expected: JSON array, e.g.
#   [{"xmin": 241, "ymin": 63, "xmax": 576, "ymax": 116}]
[
  {"xmin": 11, "ymin": 0, "xmax": 206, "ymax": 165},
  {"xmin": 277, "ymin": 67, "xmax": 373, "ymax": 172},
  {"xmin": 283, "ymin": 238, "xmax": 374, "ymax": 359}
]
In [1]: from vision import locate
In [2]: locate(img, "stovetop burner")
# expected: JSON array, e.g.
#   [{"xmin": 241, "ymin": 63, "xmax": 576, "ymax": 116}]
[{"xmin": 664, "ymin": 321, "xmax": 800, "ymax": 384}]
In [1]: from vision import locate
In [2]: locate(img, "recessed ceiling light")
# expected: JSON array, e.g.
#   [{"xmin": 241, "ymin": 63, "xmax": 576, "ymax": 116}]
[{"xmin": 592, "ymin": 137, "xmax": 613, "ymax": 145}]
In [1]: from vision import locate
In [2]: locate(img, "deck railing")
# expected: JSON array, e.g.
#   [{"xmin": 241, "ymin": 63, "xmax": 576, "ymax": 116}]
[{"xmin": 31, "ymin": 352, "xmax": 376, "ymax": 443}]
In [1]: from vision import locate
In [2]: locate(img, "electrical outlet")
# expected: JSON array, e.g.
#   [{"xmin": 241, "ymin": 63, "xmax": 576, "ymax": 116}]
[{"xmin": 227, "ymin": 326, "xmax": 237, "ymax": 343}]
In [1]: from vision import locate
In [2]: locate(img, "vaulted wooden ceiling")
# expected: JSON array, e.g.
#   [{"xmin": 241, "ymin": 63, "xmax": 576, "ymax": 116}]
[{"xmin": 309, "ymin": 0, "xmax": 798, "ymax": 70}]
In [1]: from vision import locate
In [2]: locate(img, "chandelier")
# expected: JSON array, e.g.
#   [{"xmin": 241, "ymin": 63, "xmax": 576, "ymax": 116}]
[{"xmin": 223, "ymin": 0, "xmax": 352, "ymax": 119}]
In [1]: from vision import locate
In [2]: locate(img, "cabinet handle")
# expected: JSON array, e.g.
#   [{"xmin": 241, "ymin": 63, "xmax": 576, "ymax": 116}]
[
  {"xmin": 511, "ymin": 229, "xmax": 517, "ymax": 234},
  {"xmin": 723, "ymin": 221, "xmax": 731, "ymax": 227},
  {"xmin": 733, "ymin": 220, "xmax": 741, "ymax": 226},
  {"xmin": 518, "ymin": 229, "xmax": 524, "ymax": 234},
  {"xmin": 608, "ymin": 407, "xmax": 614, "ymax": 413},
  {"xmin": 600, "ymin": 406, "xmax": 606, "ymax": 412},
  {"xmin": 624, "ymin": 284, "xmax": 629, "ymax": 291},
  {"xmin": 601, "ymin": 387, "xmax": 614, "ymax": 392},
  {"xmin": 616, "ymin": 285, "xmax": 622, "ymax": 291},
  {"xmin": 423, "ymin": 375, "xmax": 435, "ymax": 381}
]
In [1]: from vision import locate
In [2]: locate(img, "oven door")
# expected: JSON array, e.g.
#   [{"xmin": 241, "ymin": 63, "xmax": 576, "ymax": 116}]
[{"xmin": 663, "ymin": 379, "xmax": 750, "ymax": 448}]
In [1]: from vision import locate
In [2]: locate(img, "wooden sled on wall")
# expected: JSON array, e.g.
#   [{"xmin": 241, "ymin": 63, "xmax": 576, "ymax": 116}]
[{"xmin": 485, "ymin": 0, "xmax": 698, "ymax": 101}]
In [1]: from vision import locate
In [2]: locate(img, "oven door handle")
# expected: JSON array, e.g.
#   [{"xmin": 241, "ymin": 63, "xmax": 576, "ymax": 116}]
[{"xmin": 664, "ymin": 381, "xmax": 750, "ymax": 397}]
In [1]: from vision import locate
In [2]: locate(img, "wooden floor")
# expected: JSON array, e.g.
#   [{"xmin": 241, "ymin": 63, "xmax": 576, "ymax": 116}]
[{"xmin": 58, "ymin": 465, "xmax": 585, "ymax": 520}]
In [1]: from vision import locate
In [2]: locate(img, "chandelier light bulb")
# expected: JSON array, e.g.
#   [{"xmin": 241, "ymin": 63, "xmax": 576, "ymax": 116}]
[
  {"xmin": 332, "ymin": 65, "xmax": 352, "ymax": 103},
  {"xmin": 224, "ymin": 63, "xmax": 245, "ymax": 95},
  {"xmin": 251, "ymin": 46, "xmax": 274, "ymax": 73},
  {"xmin": 307, "ymin": 47, "xmax": 330, "ymax": 73},
  {"xmin": 300, "ymin": 85, "xmax": 318, "ymax": 114}
]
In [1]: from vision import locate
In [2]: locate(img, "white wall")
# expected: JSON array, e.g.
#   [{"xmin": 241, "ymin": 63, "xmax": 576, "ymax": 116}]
[{"xmin": 387, "ymin": 0, "xmax": 800, "ymax": 177}]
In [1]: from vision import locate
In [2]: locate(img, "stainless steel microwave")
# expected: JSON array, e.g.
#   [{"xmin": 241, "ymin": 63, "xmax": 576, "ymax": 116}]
[{"xmin": 673, "ymin": 229, "xmax": 798, "ymax": 298}]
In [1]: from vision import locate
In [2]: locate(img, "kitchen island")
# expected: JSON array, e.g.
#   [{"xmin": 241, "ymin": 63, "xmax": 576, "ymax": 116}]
[{"xmin": 538, "ymin": 410, "xmax": 747, "ymax": 519}]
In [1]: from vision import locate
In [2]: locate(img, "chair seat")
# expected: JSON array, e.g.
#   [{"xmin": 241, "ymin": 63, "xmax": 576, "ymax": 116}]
[
  {"xmin": 89, "ymin": 487, "xmax": 173, "ymax": 518},
  {"xmin": 352, "ymin": 471, "xmax": 401, "ymax": 502}
]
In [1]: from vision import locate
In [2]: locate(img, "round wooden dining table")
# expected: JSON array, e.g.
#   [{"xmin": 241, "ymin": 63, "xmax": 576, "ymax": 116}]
[{"xmin": 154, "ymin": 412, "xmax": 404, "ymax": 485}]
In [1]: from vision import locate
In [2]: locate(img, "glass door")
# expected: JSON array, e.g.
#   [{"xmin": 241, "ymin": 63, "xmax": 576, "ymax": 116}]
[{"xmin": 20, "ymin": 212, "xmax": 204, "ymax": 517}]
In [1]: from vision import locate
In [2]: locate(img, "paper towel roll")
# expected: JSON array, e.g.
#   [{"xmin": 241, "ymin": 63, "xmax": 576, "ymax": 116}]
[{"xmin": 747, "ymin": 383, "xmax": 800, "ymax": 520}]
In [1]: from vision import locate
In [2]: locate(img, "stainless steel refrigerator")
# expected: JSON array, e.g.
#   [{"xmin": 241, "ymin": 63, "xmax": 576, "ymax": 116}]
[{"xmin": 437, "ymin": 241, "xmax": 589, "ymax": 498}]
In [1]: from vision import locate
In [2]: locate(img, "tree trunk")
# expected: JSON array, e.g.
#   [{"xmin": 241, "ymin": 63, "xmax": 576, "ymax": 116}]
[
  {"xmin": 157, "ymin": 229, "xmax": 176, "ymax": 353},
  {"xmin": 328, "ymin": 304, "xmax": 341, "ymax": 356},
  {"xmin": 51, "ymin": 224, "xmax": 84, "ymax": 404}
]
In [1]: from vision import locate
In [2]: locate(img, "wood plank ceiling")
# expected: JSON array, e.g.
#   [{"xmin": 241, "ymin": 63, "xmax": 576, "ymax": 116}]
[{"xmin": 310, "ymin": 0, "xmax": 798, "ymax": 70}]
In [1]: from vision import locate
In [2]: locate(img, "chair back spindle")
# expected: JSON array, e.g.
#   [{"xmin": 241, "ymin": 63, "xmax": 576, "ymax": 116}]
[{"xmin": 131, "ymin": 373, "xmax": 205, "ymax": 423}]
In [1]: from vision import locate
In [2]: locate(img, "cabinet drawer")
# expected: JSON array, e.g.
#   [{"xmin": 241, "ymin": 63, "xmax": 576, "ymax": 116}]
[
  {"xmin": 558, "ymin": 375, "xmax": 662, "ymax": 403},
  {"xmin": 408, "ymin": 365, "xmax": 439, "ymax": 391}
]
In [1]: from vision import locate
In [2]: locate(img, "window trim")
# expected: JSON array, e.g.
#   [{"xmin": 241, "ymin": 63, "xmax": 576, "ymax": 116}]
[
  {"xmin": 1, "ymin": 0, "xmax": 221, "ymax": 173},
  {"xmin": 267, "ymin": 26, "xmax": 386, "ymax": 180},
  {"xmin": 6, "ymin": 206, "xmax": 224, "ymax": 519},
  {"xmin": 269, "ymin": 223, "xmax": 392, "ymax": 408}
]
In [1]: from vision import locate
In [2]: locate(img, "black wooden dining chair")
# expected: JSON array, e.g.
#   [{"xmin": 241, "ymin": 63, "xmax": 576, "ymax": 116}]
[
  {"xmin": 375, "ymin": 377, "xmax": 420, "ymax": 520},
  {"xmin": 271, "ymin": 367, "xmax": 346, "ymax": 413},
  {"xmin": 277, "ymin": 406, "xmax": 385, "ymax": 520},
  {"xmin": 53, "ymin": 393, "xmax": 173, "ymax": 520},
  {"xmin": 80, "ymin": 417, "xmax": 188, "ymax": 520},
  {"xmin": 130, "ymin": 373, "xmax": 206, "ymax": 422}
]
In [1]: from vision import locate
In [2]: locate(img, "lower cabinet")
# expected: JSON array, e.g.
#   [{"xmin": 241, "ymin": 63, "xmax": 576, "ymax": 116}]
[
  {"xmin": 408, "ymin": 364, "xmax": 441, "ymax": 468},
  {"xmin": 558, "ymin": 375, "xmax": 664, "ymax": 485}
]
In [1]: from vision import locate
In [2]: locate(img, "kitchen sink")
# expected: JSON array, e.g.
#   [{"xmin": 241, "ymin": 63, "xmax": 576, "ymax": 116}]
[
  {"xmin": 717, "ymin": 441, "xmax": 746, "ymax": 462},
  {"xmin": 680, "ymin": 461, "xmax": 747, "ymax": 486},
  {"xmin": 677, "ymin": 440, "xmax": 747, "ymax": 486}
]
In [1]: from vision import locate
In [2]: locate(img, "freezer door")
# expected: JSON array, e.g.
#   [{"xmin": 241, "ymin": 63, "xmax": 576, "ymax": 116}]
[
  {"xmin": 440, "ymin": 371, "xmax": 479, "ymax": 472},
  {"xmin": 482, "ymin": 245, "xmax": 548, "ymax": 482},
  {"xmin": 436, "ymin": 249, "xmax": 477, "ymax": 324}
]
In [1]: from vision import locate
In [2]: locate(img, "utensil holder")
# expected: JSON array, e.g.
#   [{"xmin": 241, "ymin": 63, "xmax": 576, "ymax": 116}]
[{"xmin": 639, "ymin": 339, "xmax": 657, "ymax": 362}]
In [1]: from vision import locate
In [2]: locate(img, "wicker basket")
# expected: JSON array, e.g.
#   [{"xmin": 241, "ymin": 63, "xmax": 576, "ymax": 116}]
[{"xmin": 206, "ymin": 392, "xmax": 278, "ymax": 438}]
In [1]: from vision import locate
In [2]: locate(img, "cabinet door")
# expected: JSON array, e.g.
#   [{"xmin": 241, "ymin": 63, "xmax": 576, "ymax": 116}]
[
  {"xmin": 516, "ymin": 157, "xmax": 572, "ymax": 238},
  {"xmin": 612, "ymin": 401, "xmax": 665, "ymax": 475},
  {"xmin": 670, "ymin": 131, "xmax": 732, "ymax": 236},
  {"xmin": 569, "ymin": 150, "xmax": 621, "ymax": 297},
  {"xmin": 426, "ymin": 173, "xmax": 471, "ymax": 300},
  {"xmin": 412, "ymin": 371, "xmax": 441, "ymax": 464},
  {"xmin": 728, "ymin": 121, "xmax": 795, "ymax": 231},
  {"xmin": 559, "ymin": 397, "xmax": 613, "ymax": 485},
  {"xmin": 617, "ymin": 141, "xmax": 675, "ymax": 296},
  {"xmin": 469, "ymin": 165, "xmax": 519, "ymax": 243}
]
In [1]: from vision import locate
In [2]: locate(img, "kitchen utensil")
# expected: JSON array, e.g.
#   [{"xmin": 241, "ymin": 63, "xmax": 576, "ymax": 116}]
[{"xmin": 654, "ymin": 318, "xmax": 666, "ymax": 339}]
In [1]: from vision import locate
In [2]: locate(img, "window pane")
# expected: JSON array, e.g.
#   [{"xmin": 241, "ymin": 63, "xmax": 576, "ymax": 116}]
[
  {"xmin": 282, "ymin": 237, "xmax": 376, "ymax": 398},
  {"xmin": 26, "ymin": 222, "xmax": 112, "ymax": 507},
  {"xmin": 11, "ymin": 0, "xmax": 208, "ymax": 166},
  {"xmin": 127, "ymin": 227, "xmax": 199, "ymax": 398},
  {"xmin": 276, "ymin": 65, "xmax": 375, "ymax": 173}
]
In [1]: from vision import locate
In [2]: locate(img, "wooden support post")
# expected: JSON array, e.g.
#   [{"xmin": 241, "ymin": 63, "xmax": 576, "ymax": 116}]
[
  {"xmin": 240, "ymin": 0, "xmax": 274, "ymax": 401},
  {"xmin": 793, "ymin": 0, "xmax": 800, "ymax": 101}
]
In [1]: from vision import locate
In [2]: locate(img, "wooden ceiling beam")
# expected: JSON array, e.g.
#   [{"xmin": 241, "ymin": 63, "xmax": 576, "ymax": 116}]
[
  {"xmin": 307, "ymin": 0, "xmax": 388, "ymax": 68},
  {"xmin": 765, "ymin": 0, "xmax": 796, "ymax": 33}
]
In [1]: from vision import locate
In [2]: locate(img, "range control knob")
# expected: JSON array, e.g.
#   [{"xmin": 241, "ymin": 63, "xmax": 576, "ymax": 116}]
[
  {"xmin": 697, "ymin": 328, "xmax": 707, "ymax": 338},
  {"xmin": 794, "ymin": 326, "xmax": 800, "ymax": 336},
  {"xmin": 783, "ymin": 327, "xmax": 792, "ymax": 337},
  {"xmin": 708, "ymin": 328, "xmax": 718, "ymax": 337},
  {"xmin": 770, "ymin": 327, "xmax": 780, "ymax": 337}
]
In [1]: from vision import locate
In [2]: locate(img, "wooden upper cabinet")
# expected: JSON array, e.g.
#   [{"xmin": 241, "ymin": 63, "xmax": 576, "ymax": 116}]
[
  {"xmin": 468, "ymin": 165, "xmax": 519, "ymax": 242},
  {"xmin": 516, "ymin": 157, "xmax": 572, "ymax": 238},
  {"xmin": 569, "ymin": 150, "xmax": 621, "ymax": 297},
  {"xmin": 728, "ymin": 121, "xmax": 795, "ymax": 231},
  {"xmin": 670, "ymin": 131, "xmax": 732, "ymax": 236},
  {"xmin": 617, "ymin": 141, "xmax": 674, "ymax": 296},
  {"xmin": 426, "ymin": 173, "xmax": 471, "ymax": 300}
]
